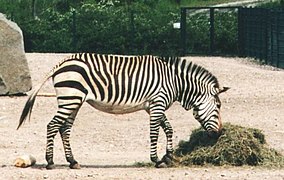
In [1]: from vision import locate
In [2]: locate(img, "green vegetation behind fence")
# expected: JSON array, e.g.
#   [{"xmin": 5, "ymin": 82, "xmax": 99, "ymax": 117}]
[
  {"xmin": 0, "ymin": 0, "xmax": 243, "ymax": 56},
  {"xmin": 21, "ymin": 3, "xmax": 181, "ymax": 56},
  {"xmin": 0, "ymin": 1, "xmax": 181, "ymax": 56},
  {"xmin": 0, "ymin": 0, "xmax": 284, "ymax": 68},
  {"xmin": 181, "ymin": 7, "xmax": 239, "ymax": 55}
]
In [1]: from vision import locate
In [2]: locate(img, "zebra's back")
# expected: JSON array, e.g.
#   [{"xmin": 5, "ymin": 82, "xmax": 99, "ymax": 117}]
[{"xmin": 52, "ymin": 53, "xmax": 171, "ymax": 114}]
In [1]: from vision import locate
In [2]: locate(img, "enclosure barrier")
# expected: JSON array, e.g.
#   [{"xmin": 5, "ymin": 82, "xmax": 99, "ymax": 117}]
[
  {"xmin": 180, "ymin": 6, "xmax": 240, "ymax": 56},
  {"xmin": 239, "ymin": 8, "xmax": 284, "ymax": 68},
  {"xmin": 181, "ymin": 7, "xmax": 284, "ymax": 68}
]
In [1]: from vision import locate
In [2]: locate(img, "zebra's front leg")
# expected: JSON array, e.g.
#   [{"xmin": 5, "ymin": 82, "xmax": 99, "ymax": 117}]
[
  {"xmin": 149, "ymin": 116, "xmax": 173, "ymax": 168},
  {"xmin": 59, "ymin": 119, "xmax": 80, "ymax": 169},
  {"xmin": 160, "ymin": 118, "xmax": 174, "ymax": 166},
  {"xmin": 149, "ymin": 118, "xmax": 161, "ymax": 165},
  {"xmin": 148, "ymin": 102, "xmax": 169, "ymax": 168}
]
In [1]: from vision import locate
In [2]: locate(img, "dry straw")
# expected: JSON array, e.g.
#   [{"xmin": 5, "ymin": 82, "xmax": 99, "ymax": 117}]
[{"xmin": 174, "ymin": 123, "xmax": 284, "ymax": 167}]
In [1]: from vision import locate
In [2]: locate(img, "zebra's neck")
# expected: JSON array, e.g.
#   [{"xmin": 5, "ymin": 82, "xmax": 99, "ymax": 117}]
[{"xmin": 164, "ymin": 57, "xmax": 219, "ymax": 110}]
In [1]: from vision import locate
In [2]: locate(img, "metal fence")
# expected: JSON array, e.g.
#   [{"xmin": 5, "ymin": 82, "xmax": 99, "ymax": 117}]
[
  {"xmin": 180, "ymin": 7, "xmax": 240, "ymax": 56},
  {"xmin": 181, "ymin": 7, "xmax": 284, "ymax": 69},
  {"xmin": 238, "ymin": 8, "xmax": 284, "ymax": 68}
]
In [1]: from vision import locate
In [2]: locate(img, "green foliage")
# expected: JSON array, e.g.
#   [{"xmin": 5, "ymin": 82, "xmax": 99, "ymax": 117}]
[
  {"xmin": 181, "ymin": 0, "xmax": 237, "ymax": 7},
  {"xmin": 21, "ymin": 9, "xmax": 74, "ymax": 52},
  {"xmin": 0, "ymin": 0, "xmax": 240, "ymax": 55},
  {"xmin": 214, "ymin": 11, "xmax": 238, "ymax": 54},
  {"xmin": 186, "ymin": 10, "xmax": 238, "ymax": 55},
  {"xmin": 75, "ymin": 4, "xmax": 130, "ymax": 53},
  {"xmin": 0, "ymin": 1, "xmax": 180, "ymax": 55},
  {"xmin": 258, "ymin": 0, "xmax": 284, "ymax": 8},
  {"xmin": 187, "ymin": 13, "xmax": 210, "ymax": 54}
]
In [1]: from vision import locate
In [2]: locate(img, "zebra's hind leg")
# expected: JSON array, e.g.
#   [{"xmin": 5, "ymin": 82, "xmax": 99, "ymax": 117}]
[
  {"xmin": 59, "ymin": 110, "xmax": 81, "ymax": 169},
  {"xmin": 45, "ymin": 115, "xmax": 65, "ymax": 169},
  {"xmin": 46, "ymin": 98, "xmax": 83, "ymax": 169}
]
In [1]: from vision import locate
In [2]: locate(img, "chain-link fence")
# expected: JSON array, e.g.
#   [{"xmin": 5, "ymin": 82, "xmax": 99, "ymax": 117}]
[{"xmin": 239, "ymin": 8, "xmax": 284, "ymax": 68}]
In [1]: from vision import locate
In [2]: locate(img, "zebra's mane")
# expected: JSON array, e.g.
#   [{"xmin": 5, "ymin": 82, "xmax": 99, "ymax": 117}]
[{"xmin": 158, "ymin": 56, "xmax": 220, "ymax": 88}]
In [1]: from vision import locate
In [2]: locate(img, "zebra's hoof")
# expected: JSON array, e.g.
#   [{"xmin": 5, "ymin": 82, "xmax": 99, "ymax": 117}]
[
  {"xmin": 155, "ymin": 161, "xmax": 168, "ymax": 168},
  {"xmin": 46, "ymin": 163, "xmax": 55, "ymax": 170},
  {"xmin": 70, "ymin": 163, "xmax": 81, "ymax": 169},
  {"xmin": 161, "ymin": 154, "xmax": 173, "ymax": 167}
]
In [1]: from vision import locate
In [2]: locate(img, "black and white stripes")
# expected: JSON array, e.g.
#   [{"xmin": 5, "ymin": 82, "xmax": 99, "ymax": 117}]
[{"xmin": 18, "ymin": 53, "xmax": 228, "ymax": 169}]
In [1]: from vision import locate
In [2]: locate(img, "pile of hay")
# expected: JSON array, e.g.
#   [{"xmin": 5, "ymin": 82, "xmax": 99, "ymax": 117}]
[{"xmin": 174, "ymin": 123, "xmax": 284, "ymax": 167}]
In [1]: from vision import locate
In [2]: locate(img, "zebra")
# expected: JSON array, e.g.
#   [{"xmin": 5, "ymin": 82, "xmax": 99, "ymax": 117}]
[{"xmin": 17, "ymin": 53, "xmax": 229, "ymax": 169}]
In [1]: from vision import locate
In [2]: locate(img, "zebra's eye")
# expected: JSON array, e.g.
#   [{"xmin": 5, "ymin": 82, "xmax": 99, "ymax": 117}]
[
  {"xmin": 217, "ymin": 102, "xmax": 221, "ymax": 109},
  {"xmin": 213, "ymin": 96, "xmax": 221, "ymax": 109},
  {"xmin": 215, "ymin": 100, "xmax": 221, "ymax": 109}
]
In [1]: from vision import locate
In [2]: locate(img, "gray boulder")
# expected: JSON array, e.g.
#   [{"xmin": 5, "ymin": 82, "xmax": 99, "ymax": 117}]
[{"xmin": 0, "ymin": 13, "xmax": 32, "ymax": 95}]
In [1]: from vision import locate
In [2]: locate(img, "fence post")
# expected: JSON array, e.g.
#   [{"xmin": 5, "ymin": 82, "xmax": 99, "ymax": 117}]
[
  {"xmin": 129, "ymin": 9, "xmax": 135, "ymax": 54},
  {"xmin": 264, "ymin": 9, "xmax": 269, "ymax": 64},
  {"xmin": 267, "ymin": 9, "xmax": 273, "ymax": 65},
  {"xmin": 210, "ymin": 8, "xmax": 215, "ymax": 55},
  {"xmin": 276, "ymin": 11, "xmax": 280, "ymax": 68},
  {"xmin": 72, "ymin": 10, "xmax": 77, "ymax": 52},
  {"xmin": 180, "ymin": 7, "xmax": 187, "ymax": 56},
  {"xmin": 238, "ymin": 7, "xmax": 245, "ymax": 57}
]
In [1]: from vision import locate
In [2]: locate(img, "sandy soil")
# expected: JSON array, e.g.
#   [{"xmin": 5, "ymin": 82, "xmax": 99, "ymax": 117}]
[{"xmin": 0, "ymin": 53, "xmax": 284, "ymax": 179}]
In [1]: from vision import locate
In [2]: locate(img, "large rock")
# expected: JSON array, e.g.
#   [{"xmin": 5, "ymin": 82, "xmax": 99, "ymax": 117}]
[{"xmin": 0, "ymin": 13, "xmax": 32, "ymax": 95}]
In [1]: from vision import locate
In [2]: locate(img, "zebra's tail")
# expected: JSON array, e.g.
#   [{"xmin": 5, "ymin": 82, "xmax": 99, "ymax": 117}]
[{"xmin": 17, "ymin": 71, "xmax": 53, "ymax": 130}]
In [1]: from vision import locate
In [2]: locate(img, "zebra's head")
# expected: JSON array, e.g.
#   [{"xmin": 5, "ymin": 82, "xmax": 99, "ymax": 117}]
[
  {"xmin": 192, "ymin": 86, "xmax": 229, "ymax": 138},
  {"xmin": 170, "ymin": 58, "xmax": 229, "ymax": 138}
]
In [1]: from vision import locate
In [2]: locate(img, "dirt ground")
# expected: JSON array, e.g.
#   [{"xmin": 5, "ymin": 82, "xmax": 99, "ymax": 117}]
[{"xmin": 0, "ymin": 53, "xmax": 284, "ymax": 179}]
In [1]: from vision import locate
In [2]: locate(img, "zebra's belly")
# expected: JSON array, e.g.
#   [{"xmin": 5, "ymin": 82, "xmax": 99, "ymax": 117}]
[{"xmin": 86, "ymin": 99, "xmax": 150, "ymax": 114}]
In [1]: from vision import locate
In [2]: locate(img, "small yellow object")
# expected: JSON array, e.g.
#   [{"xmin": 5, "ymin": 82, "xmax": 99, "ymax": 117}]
[{"xmin": 14, "ymin": 155, "xmax": 36, "ymax": 168}]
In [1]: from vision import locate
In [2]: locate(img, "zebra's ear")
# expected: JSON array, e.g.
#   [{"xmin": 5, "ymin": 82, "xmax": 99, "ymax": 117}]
[{"xmin": 218, "ymin": 87, "xmax": 230, "ymax": 94}]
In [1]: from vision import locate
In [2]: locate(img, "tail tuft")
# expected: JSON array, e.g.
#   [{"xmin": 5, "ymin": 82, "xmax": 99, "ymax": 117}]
[
  {"xmin": 17, "ymin": 55, "xmax": 69, "ymax": 130},
  {"xmin": 17, "ymin": 74, "xmax": 51, "ymax": 130},
  {"xmin": 17, "ymin": 92, "xmax": 37, "ymax": 130}
]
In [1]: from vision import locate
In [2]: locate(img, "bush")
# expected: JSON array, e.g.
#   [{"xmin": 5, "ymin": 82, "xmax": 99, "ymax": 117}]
[
  {"xmin": 186, "ymin": 10, "xmax": 238, "ymax": 55},
  {"xmin": 2, "ymin": 1, "xmax": 239, "ymax": 56},
  {"xmin": 187, "ymin": 13, "xmax": 210, "ymax": 54},
  {"xmin": 214, "ymin": 11, "xmax": 238, "ymax": 55},
  {"xmin": 18, "ymin": 2, "xmax": 180, "ymax": 56},
  {"xmin": 21, "ymin": 9, "xmax": 74, "ymax": 52}
]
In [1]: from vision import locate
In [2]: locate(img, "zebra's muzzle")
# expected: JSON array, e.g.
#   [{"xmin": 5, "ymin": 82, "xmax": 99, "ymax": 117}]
[{"xmin": 207, "ymin": 129, "xmax": 222, "ymax": 139}]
